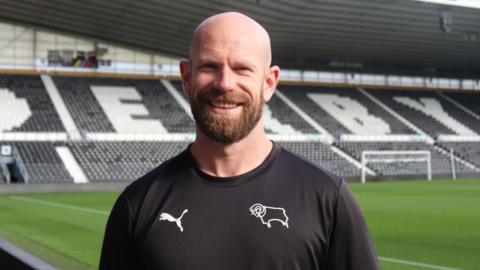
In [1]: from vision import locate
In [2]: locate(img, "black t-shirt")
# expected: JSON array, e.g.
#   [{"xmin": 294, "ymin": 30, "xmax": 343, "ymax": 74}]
[{"xmin": 100, "ymin": 143, "xmax": 379, "ymax": 270}]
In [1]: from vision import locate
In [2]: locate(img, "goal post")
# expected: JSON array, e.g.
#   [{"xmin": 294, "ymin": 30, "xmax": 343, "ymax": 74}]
[{"xmin": 361, "ymin": 150, "xmax": 432, "ymax": 183}]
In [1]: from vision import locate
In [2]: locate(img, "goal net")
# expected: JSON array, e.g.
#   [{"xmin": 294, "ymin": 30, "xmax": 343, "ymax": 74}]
[{"xmin": 361, "ymin": 150, "xmax": 432, "ymax": 183}]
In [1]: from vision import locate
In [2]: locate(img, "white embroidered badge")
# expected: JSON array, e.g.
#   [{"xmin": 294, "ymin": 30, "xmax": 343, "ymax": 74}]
[
  {"xmin": 249, "ymin": 203, "xmax": 289, "ymax": 228},
  {"xmin": 159, "ymin": 209, "xmax": 188, "ymax": 232}
]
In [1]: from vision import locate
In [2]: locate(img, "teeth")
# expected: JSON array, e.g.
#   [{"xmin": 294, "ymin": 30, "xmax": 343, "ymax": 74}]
[{"xmin": 212, "ymin": 102, "xmax": 238, "ymax": 108}]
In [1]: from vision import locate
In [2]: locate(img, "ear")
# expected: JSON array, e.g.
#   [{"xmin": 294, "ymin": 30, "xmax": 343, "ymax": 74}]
[
  {"xmin": 262, "ymin": 65, "xmax": 280, "ymax": 102},
  {"xmin": 179, "ymin": 59, "xmax": 192, "ymax": 100}
]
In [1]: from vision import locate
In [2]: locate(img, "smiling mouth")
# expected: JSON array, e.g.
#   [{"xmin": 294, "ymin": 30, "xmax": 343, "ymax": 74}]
[{"xmin": 209, "ymin": 101, "xmax": 242, "ymax": 109}]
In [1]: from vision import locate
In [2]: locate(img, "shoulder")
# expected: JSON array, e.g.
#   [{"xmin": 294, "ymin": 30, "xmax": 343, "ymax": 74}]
[
  {"xmin": 120, "ymin": 148, "xmax": 190, "ymax": 205},
  {"xmin": 276, "ymin": 144, "xmax": 343, "ymax": 190}
]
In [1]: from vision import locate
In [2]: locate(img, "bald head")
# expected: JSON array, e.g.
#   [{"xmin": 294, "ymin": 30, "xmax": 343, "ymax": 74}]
[
  {"xmin": 179, "ymin": 11, "xmax": 280, "ymax": 117},
  {"xmin": 189, "ymin": 12, "xmax": 272, "ymax": 67}
]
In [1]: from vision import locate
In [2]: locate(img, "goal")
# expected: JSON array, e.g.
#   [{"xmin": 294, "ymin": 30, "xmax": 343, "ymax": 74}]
[{"xmin": 361, "ymin": 150, "xmax": 432, "ymax": 183}]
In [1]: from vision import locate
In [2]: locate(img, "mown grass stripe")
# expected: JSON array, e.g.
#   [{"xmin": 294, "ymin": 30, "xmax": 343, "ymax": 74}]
[
  {"xmin": 379, "ymin": 256, "xmax": 460, "ymax": 270},
  {"xmin": 10, "ymin": 196, "xmax": 109, "ymax": 216}
]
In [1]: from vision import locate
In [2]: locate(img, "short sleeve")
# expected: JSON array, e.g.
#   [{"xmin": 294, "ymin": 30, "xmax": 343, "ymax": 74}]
[
  {"xmin": 99, "ymin": 193, "xmax": 137, "ymax": 270},
  {"xmin": 324, "ymin": 180, "xmax": 380, "ymax": 270}
]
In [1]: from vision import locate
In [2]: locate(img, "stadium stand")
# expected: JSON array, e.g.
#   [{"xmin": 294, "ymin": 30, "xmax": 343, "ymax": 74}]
[
  {"xmin": 278, "ymin": 86, "xmax": 350, "ymax": 136},
  {"xmin": 2, "ymin": 74, "xmax": 480, "ymax": 183},
  {"xmin": 0, "ymin": 75, "xmax": 65, "ymax": 132},
  {"xmin": 367, "ymin": 89, "xmax": 480, "ymax": 136},
  {"xmin": 438, "ymin": 141, "xmax": 480, "ymax": 168},
  {"xmin": 51, "ymin": 76, "xmax": 115, "ymax": 132},
  {"xmin": 66, "ymin": 141, "xmax": 360, "ymax": 182},
  {"xmin": 277, "ymin": 141, "xmax": 359, "ymax": 177},
  {"xmin": 8, "ymin": 142, "xmax": 73, "ymax": 183},
  {"xmin": 433, "ymin": 93, "xmax": 480, "ymax": 134},
  {"xmin": 68, "ymin": 141, "xmax": 190, "ymax": 182},
  {"xmin": 336, "ymin": 141, "xmax": 477, "ymax": 177},
  {"xmin": 53, "ymin": 76, "xmax": 195, "ymax": 133},
  {"xmin": 279, "ymin": 85, "xmax": 417, "ymax": 136},
  {"xmin": 444, "ymin": 92, "xmax": 480, "ymax": 118},
  {"xmin": 264, "ymin": 94, "xmax": 318, "ymax": 134},
  {"xmin": 170, "ymin": 81, "xmax": 187, "ymax": 99}
]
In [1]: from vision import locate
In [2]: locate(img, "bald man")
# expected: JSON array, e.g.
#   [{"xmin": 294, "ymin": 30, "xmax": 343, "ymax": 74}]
[{"xmin": 100, "ymin": 12, "xmax": 380, "ymax": 270}]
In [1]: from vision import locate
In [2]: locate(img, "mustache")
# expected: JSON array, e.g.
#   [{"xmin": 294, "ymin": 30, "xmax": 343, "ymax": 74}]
[{"xmin": 198, "ymin": 89, "xmax": 250, "ymax": 104}]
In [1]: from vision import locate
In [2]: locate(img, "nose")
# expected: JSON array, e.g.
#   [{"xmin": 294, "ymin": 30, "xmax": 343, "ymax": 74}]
[{"xmin": 214, "ymin": 66, "xmax": 234, "ymax": 92}]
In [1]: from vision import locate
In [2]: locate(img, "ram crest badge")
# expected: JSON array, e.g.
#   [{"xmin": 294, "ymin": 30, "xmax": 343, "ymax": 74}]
[{"xmin": 249, "ymin": 203, "xmax": 289, "ymax": 229}]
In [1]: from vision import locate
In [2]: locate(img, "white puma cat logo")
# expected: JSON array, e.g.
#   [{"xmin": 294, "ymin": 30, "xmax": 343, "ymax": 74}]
[{"xmin": 159, "ymin": 209, "xmax": 189, "ymax": 232}]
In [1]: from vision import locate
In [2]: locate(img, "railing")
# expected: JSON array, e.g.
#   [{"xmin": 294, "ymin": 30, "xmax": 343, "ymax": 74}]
[
  {"xmin": 0, "ymin": 163, "xmax": 11, "ymax": 184},
  {"xmin": 12, "ymin": 147, "xmax": 30, "ymax": 183}
]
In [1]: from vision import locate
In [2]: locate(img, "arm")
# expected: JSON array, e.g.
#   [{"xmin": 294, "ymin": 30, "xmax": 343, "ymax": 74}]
[
  {"xmin": 99, "ymin": 193, "xmax": 137, "ymax": 270},
  {"xmin": 324, "ymin": 180, "xmax": 380, "ymax": 270}
]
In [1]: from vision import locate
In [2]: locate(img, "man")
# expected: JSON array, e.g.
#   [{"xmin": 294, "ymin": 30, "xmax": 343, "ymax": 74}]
[{"xmin": 100, "ymin": 12, "xmax": 380, "ymax": 270}]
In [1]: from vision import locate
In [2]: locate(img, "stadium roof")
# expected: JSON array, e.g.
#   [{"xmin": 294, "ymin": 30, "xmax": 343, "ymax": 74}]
[{"xmin": 0, "ymin": 0, "xmax": 479, "ymax": 76}]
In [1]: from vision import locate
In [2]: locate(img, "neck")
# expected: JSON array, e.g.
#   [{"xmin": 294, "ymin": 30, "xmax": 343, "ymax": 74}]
[{"xmin": 190, "ymin": 122, "xmax": 273, "ymax": 178}]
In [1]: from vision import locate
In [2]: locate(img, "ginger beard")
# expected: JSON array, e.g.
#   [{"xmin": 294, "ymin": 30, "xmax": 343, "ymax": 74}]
[{"xmin": 190, "ymin": 86, "xmax": 264, "ymax": 144}]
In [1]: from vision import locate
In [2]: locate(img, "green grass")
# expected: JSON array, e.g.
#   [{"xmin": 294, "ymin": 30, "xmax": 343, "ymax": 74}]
[
  {"xmin": 351, "ymin": 179, "xmax": 480, "ymax": 270},
  {"xmin": 0, "ymin": 192, "xmax": 117, "ymax": 269},
  {"xmin": 0, "ymin": 179, "xmax": 479, "ymax": 269}
]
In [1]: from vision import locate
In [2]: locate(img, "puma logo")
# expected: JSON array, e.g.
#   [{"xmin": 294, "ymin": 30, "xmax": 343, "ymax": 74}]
[{"xmin": 159, "ymin": 209, "xmax": 189, "ymax": 232}]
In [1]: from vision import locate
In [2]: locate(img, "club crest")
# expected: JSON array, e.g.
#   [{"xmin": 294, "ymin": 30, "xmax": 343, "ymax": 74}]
[{"xmin": 249, "ymin": 203, "xmax": 289, "ymax": 229}]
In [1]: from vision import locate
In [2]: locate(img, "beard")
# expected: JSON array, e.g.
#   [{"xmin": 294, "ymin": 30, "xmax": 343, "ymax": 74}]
[{"xmin": 190, "ymin": 87, "xmax": 264, "ymax": 144}]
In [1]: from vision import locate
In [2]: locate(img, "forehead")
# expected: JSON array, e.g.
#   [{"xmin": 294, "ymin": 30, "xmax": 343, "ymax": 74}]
[{"xmin": 191, "ymin": 21, "xmax": 268, "ymax": 65}]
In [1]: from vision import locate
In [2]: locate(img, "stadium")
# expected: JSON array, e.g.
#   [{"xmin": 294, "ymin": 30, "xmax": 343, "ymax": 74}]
[{"xmin": 0, "ymin": 0, "xmax": 479, "ymax": 269}]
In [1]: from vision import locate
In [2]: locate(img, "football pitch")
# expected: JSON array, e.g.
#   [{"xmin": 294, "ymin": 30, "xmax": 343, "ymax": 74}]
[{"xmin": 0, "ymin": 179, "xmax": 479, "ymax": 270}]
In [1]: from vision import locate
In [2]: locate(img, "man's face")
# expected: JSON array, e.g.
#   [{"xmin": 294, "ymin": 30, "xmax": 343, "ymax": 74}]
[
  {"xmin": 183, "ymin": 25, "xmax": 269, "ymax": 143},
  {"xmin": 189, "ymin": 82, "xmax": 265, "ymax": 143}
]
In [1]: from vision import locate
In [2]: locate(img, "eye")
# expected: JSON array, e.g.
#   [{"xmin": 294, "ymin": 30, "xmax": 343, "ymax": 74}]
[
  {"xmin": 199, "ymin": 63, "xmax": 217, "ymax": 71},
  {"xmin": 235, "ymin": 66, "xmax": 253, "ymax": 73}
]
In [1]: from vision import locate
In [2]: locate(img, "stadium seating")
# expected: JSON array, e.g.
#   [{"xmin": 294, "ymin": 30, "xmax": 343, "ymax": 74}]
[
  {"xmin": 7, "ymin": 142, "xmax": 73, "ymax": 183},
  {"xmin": 433, "ymin": 93, "xmax": 480, "ymax": 134},
  {"xmin": 0, "ymin": 75, "xmax": 65, "ymax": 132},
  {"xmin": 438, "ymin": 141, "xmax": 480, "ymax": 168},
  {"xmin": 50, "ymin": 76, "xmax": 115, "ymax": 132},
  {"xmin": 336, "ymin": 141, "xmax": 477, "ymax": 177},
  {"xmin": 279, "ymin": 85, "xmax": 417, "ymax": 136},
  {"xmin": 265, "ymin": 95, "xmax": 318, "ymax": 134},
  {"xmin": 170, "ymin": 81, "xmax": 187, "ymax": 99},
  {"xmin": 278, "ymin": 85, "xmax": 350, "ymax": 136},
  {"xmin": 445, "ymin": 92, "xmax": 480, "ymax": 116},
  {"xmin": 66, "ymin": 141, "xmax": 360, "ymax": 182},
  {"xmin": 68, "ymin": 141, "xmax": 190, "ymax": 182},
  {"xmin": 53, "ymin": 76, "xmax": 195, "ymax": 133},
  {"xmin": 2, "ymin": 74, "xmax": 480, "ymax": 183},
  {"xmin": 368, "ymin": 89, "xmax": 480, "ymax": 136},
  {"xmin": 277, "ymin": 141, "xmax": 359, "ymax": 177}
]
